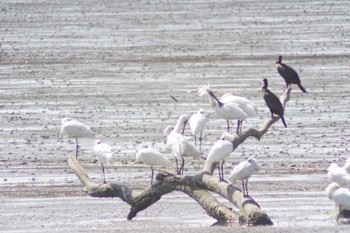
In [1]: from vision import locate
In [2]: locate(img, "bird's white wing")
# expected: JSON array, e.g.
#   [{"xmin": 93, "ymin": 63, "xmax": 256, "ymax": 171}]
[
  {"xmin": 206, "ymin": 140, "xmax": 233, "ymax": 163},
  {"xmin": 228, "ymin": 160, "xmax": 254, "ymax": 183},
  {"xmin": 332, "ymin": 188, "xmax": 350, "ymax": 210}
]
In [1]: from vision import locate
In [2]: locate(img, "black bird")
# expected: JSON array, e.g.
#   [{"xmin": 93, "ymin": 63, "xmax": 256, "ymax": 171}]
[
  {"xmin": 262, "ymin": 79, "xmax": 287, "ymax": 128},
  {"xmin": 275, "ymin": 55, "xmax": 307, "ymax": 93}
]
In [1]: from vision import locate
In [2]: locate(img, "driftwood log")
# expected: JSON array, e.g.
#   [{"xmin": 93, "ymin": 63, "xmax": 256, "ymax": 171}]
[{"xmin": 68, "ymin": 86, "xmax": 292, "ymax": 226}]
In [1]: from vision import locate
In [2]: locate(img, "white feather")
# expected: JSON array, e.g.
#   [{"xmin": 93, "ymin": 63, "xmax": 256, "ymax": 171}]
[
  {"xmin": 229, "ymin": 157, "xmax": 260, "ymax": 183},
  {"xmin": 326, "ymin": 183, "xmax": 350, "ymax": 210}
]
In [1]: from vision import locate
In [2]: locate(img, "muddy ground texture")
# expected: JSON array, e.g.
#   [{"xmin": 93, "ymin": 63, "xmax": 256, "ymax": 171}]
[{"xmin": 0, "ymin": 0, "xmax": 350, "ymax": 232}]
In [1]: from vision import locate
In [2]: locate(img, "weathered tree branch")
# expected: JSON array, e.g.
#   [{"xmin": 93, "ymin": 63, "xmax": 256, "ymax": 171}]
[{"xmin": 67, "ymin": 87, "xmax": 292, "ymax": 226}]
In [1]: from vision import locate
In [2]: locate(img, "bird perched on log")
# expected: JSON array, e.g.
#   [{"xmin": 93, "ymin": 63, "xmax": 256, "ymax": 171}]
[
  {"xmin": 261, "ymin": 79, "xmax": 287, "ymax": 128},
  {"xmin": 198, "ymin": 84, "xmax": 258, "ymax": 134},
  {"xmin": 229, "ymin": 157, "xmax": 260, "ymax": 197},
  {"xmin": 61, "ymin": 118, "xmax": 95, "ymax": 159},
  {"xmin": 326, "ymin": 183, "xmax": 350, "ymax": 223},
  {"xmin": 189, "ymin": 108, "xmax": 208, "ymax": 151},
  {"xmin": 164, "ymin": 126, "xmax": 201, "ymax": 174},
  {"xmin": 93, "ymin": 140, "xmax": 114, "ymax": 183},
  {"xmin": 205, "ymin": 132, "xmax": 234, "ymax": 181},
  {"xmin": 275, "ymin": 55, "xmax": 307, "ymax": 93},
  {"xmin": 136, "ymin": 144, "xmax": 171, "ymax": 184}
]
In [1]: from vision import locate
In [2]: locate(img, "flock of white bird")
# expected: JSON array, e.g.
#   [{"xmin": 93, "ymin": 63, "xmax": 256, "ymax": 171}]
[
  {"xmin": 60, "ymin": 84, "xmax": 262, "ymax": 195},
  {"xmin": 326, "ymin": 158, "xmax": 350, "ymax": 221}
]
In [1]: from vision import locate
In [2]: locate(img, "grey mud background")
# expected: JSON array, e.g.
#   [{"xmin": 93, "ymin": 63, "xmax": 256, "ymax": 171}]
[{"xmin": 0, "ymin": 0, "xmax": 349, "ymax": 232}]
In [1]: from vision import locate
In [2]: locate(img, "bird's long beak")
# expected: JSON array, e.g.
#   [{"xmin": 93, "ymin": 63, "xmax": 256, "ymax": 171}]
[{"xmin": 181, "ymin": 120, "xmax": 188, "ymax": 135}]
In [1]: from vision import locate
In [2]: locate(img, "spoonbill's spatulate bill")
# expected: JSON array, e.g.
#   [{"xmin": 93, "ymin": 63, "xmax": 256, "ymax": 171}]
[
  {"xmin": 189, "ymin": 108, "xmax": 207, "ymax": 151},
  {"xmin": 198, "ymin": 84, "xmax": 258, "ymax": 134},
  {"xmin": 205, "ymin": 132, "xmax": 234, "ymax": 181},
  {"xmin": 261, "ymin": 79, "xmax": 287, "ymax": 128},
  {"xmin": 93, "ymin": 140, "xmax": 114, "ymax": 183},
  {"xmin": 61, "ymin": 118, "xmax": 95, "ymax": 159},
  {"xmin": 276, "ymin": 55, "xmax": 307, "ymax": 93},
  {"xmin": 228, "ymin": 157, "xmax": 260, "ymax": 197},
  {"xmin": 136, "ymin": 144, "xmax": 171, "ymax": 184}
]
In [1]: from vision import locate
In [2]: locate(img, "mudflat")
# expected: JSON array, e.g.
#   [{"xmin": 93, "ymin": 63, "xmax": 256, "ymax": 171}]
[{"xmin": 0, "ymin": 0, "xmax": 349, "ymax": 232}]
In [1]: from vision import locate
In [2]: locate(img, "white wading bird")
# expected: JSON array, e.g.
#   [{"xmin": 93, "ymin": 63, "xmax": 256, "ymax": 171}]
[
  {"xmin": 205, "ymin": 132, "xmax": 234, "ymax": 181},
  {"xmin": 326, "ymin": 182, "xmax": 350, "ymax": 222},
  {"xmin": 189, "ymin": 108, "xmax": 208, "ymax": 151},
  {"xmin": 136, "ymin": 144, "xmax": 171, "ymax": 184},
  {"xmin": 93, "ymin": 140, "xmax": 114, "ymax": 183},
  {"xmin": 228, "ymin": 157, "xmax": 260, "ymax": 197},
  {"xmin": 198, "ymin": 84, "xmax": 258, "ymax": 134},
  {"xmin": 173, "ymin": 114, "xmax": 190, "ymax": 135},
  {"xmin": 61, "ymin": 118, "xmax": 95, "ymax": 159},
  {"xmin": 164, "ymin": 126, "xmax": 201, "ymax": 174},
  {"xmin": 327, "ymin": 163, "xmax": 350, "ymax": 187}
]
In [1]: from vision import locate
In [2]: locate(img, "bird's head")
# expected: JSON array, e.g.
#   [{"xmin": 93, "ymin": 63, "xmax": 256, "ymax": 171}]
[
  {"xmin": 276, "ymin": 55, "xmax": 282, "ymax": 64},
  {"xmin": 163, "ymin": 126, "xmax": 174, "ymax": 136},
  {"xmin": 325, "ymin": 183, "xmax": 340, "ymax": 199},
  {"xmin": 61, "ymin": 117, "xmax": 72, "ymax": 124},
  {"xmin": 220, "ymin": 132, "xmax": 234, "ymax": 141},
  {"xmin": 94, "ymin": 139, "xmax": 102, "ymax": 145},
  {"xmin": 137, "ymin": 144, "xmax": 148, "ymax": 151},
  {"xmin": 198, "ymin": 108, "xmax": 205, "ymax": 114},
  {"xmin": 248, "ymin": 157, "xmax": 260, "ymax": 171},
  {"xmin": 327, "ymin": 163, "xmax": 339, "ymax": 172},
  {"xmin": 198, "ymin": 84, "xmax": 212, "ymax": 97},
  {"xmin": 262, "ymin": 78, "xmax": 268, "ymax": 89}
]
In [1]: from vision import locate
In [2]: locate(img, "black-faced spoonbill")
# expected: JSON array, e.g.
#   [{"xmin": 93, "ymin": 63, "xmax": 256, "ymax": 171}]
[
  {"xmin": 173, "ymin": 114, "xmax": 189, "ymax": 135},
  {"xmin": 136, "ymin": 144, "xmax": 171, "ymax": 184},
  {"xmin": 205, "ymin": 132, "xmax": 234, "ymax": 181},
  {"xmin": 325, "ymin": 182, "xmax": 350, "ymax": 222},
  {"xmin": 61, "ymin": 118, "xmax": 95, "ymax": 159},
  {"xmin": 189, "ymin": 108, "xmax": 208, "ymax": 151},
  {"xmin": 198, "ymin": 85, "xmax": 258, "ymax": 134},
  {"xmin": 164, "ymin": 126, "xmax": 201, "ymax": 174},
  {"xmin": 261, "ymin": 79, "xmax": 287, "ymax": 128},
  {"xmin": 228, "ymin": 157, "xmax": 260, "ymax": 197},
  {"xmin": 276, "ymin": 55, "xmax": 307, "ymax": 93},
  {"xmin": 93, "ymin": 140, "xmax": 114, "ymax": 183}
]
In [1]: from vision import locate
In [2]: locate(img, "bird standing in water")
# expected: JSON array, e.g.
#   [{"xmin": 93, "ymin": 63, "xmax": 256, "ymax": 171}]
[
  {"xmin": 61, "ymin": 118, "xmax": 95, "ymax": 159},
  {"xmin": 275, "ymin": 55, "xmax": 307, "ymax": 93},
  {"xmin": 261, "ymin": 79, "xmax": 287, "ymax": 128}
]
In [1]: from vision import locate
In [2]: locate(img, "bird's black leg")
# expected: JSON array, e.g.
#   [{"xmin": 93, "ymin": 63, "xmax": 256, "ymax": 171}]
[
  {"xmin": 199, "ymin": 132, "xmax": 203, "ymax": 152},
  {"xmin": 75, "ymin": 138, "xmax": 79, "ymax": 159},
  {"xmin": 101, "ymin": 162, "xmax": 106, "ymax": 184},
  {"xmin": 220, "ymin": 161, "xmax": 225, "ymax": 181},
  {"xmin": 194, "ymin": 135, "xmax": 197, "ymax": 147},
  {"xmin": 242, "ymin": 180, "xmax": 246, "ymax": 196},
  {"xmin": 227, "ymin": 120, "xmax": 230, "ymax": 132},
  {"xmin": 245, "ymin": 179, "xmax": 249, "ymax": 197},
  {"xmin": 151, "ymin": 166, "xmax": 154, "ymax": 185},
  {"xmin": 174, "ymin": 155, "xmax": 179, "ymax": 174},
  {"xmin": 180, "ymin": 157, "xmax": 185, "ymax": 175},
  {"xmin": 217, "ymin": 163, "xmax": 221, "ymax": 180}
]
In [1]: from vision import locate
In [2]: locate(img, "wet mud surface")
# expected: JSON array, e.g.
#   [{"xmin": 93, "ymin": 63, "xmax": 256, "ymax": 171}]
[{"xmin": 0, "ymin": 0, "xmax": 350, "ymax": 232}]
